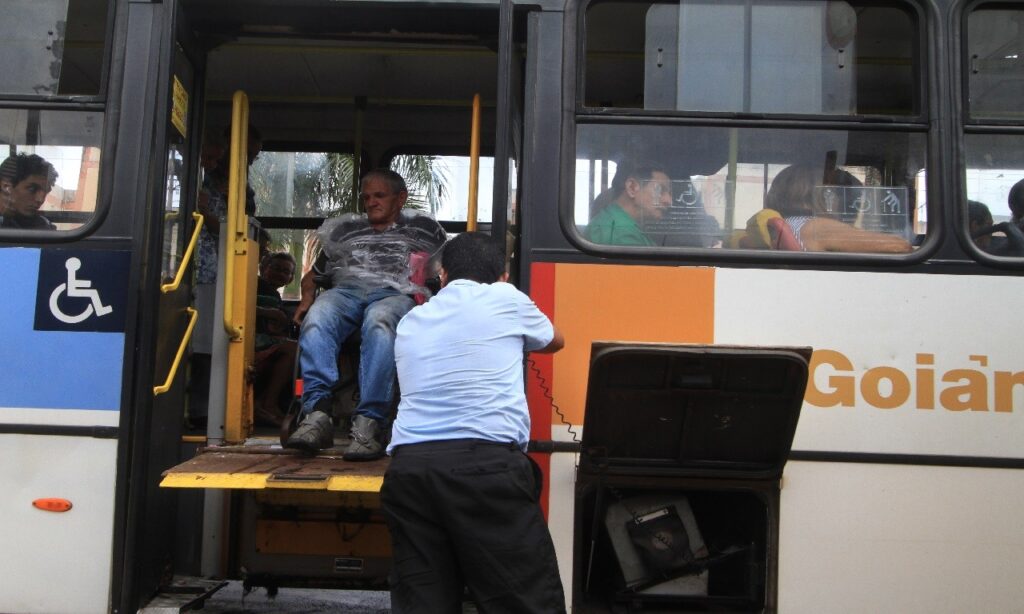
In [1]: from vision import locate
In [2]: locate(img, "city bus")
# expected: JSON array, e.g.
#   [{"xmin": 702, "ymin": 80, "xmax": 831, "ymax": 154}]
[{"xmin": 1, "ymin": 0, "xmax": 1023, "ymax": 612}]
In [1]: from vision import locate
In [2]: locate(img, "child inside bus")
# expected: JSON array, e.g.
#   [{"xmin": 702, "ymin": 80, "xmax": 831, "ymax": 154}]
[
  {"xmin": 253, "ymin": 251, "xmax": 298, "ymax": 426},
  {"xmin": 764, "ymin": 164, "xmax": 912, "ymax": 253},
  {"xmin": 0, "ymin": 153, "xmax": 58, "ymax": 230}
]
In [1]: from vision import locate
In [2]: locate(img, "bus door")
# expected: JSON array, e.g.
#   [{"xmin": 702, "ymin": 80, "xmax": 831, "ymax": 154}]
[
  {"xmin": 157, "ymin": 0, "xmax": 526, "ymax": 594},
  {"xmin": 116, "ymin": 1, "xmax": 208, "ymax": 611}
]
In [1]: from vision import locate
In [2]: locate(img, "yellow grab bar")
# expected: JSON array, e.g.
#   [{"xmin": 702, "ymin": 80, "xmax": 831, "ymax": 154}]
[
  {"xmin": 223, "ymin": 91, "xmax": 249, "ymax": 340},
  {"xmin": 161, "ymin": 212, "xmax": 204, "ymax": 293},
  {"xmin": 466, "ymin": 93, "xmax": 481, "ymax": 232},
  {"xmin": 154, "ymin": 307, "xmax": 198, "ymax": 395}
]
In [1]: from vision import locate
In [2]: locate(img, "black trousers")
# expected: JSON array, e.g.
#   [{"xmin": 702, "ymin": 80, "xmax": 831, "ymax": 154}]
[{"xmin": 381, "ymin": 439, "xmax": 566, "ymax": 614}]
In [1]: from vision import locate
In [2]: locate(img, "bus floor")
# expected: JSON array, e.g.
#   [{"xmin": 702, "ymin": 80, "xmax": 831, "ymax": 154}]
[{"xmin": 185, "ymin": 580, "xmax": 484, "ymax": 613}]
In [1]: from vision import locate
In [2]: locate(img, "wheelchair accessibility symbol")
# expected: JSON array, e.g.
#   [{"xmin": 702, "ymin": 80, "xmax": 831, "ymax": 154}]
[
  {"xmin": 49, "ymin": 257, "xmax": 114, "ymax": 324},
  {"xmin": 34, "ymin": 248, "xmax": 129, "ymax": 333}
]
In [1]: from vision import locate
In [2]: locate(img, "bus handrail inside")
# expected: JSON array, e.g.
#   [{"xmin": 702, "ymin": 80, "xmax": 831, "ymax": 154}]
[
  {"xmin": 161, "ymin": 212, "xmax": 204, "ymax": 294},
  {"xmin": 153, "ymin": 307, "xmax": 198, "ymax": 396}
]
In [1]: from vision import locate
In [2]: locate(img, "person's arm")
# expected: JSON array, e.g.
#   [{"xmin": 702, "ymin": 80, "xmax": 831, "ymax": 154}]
[
  {"xmin": 801, "ymin": 217, "xmax": 912, "ymax": 253},
  {"xmin": 532, "ymin": 323, "xmax": 564, "ymax": 354},
  {"xmin": 197, "ymin": 189, "xmax": 220, "ymax": 235},
  {"xmin": 292, "ymin": 268, "xmax": 317, "ymax": 325}
]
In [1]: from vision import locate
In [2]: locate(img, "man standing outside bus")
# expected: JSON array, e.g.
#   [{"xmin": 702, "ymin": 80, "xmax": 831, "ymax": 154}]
[
  {"xmin": 381, "ymin": 232, "xmax": 566, "ymax": 613},
  {"xmin": 287, "ymin": 169, "xmax": 446, "ymax": 459}
]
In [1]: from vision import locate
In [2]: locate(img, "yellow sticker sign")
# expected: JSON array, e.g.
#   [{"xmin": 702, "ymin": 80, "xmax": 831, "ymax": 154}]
[{"xmin": 171, "ymin": 76, "xmax": 188, "ymax": 137}]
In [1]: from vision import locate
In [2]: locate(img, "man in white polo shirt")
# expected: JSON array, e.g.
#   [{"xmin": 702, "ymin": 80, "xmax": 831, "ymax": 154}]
[{"xmin": 381, "ymin": 232, "xmax": 566, "ymax": 613}]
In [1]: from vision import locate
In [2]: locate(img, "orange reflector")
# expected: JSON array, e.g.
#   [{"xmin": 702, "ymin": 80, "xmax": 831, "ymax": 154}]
[
  {"xmin": 294, "ymin": 379, "xmax": 303, "ymax": 396},
  {"xmin": 33, "ymin": 498, "xmax": 73, "ymax": 513}
]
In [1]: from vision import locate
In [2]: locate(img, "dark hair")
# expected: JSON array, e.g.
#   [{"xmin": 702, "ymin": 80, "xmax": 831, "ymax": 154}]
[
  {"xmin": 610, "ymin": 159, "xmax": 668, "ymax": 198},
  {"xmin": 1008, "ymin": 179, "xmax": 1024, "ymax": 221},
  {"xmin": 260, "ymin": 251, "xmax": 295, "ymax": 270},
  {"xmin": 363, "ymin": 168, "xmax": 407, "ymax": 195},
  {"xmin": 0, "ymin": 153, "xmax": 58, "ymax": 188},
  {"xmin": 441, "ymin": 232, "xmax": 505, "ymax": 283},
  {"xmin": 968, "ymin": 200, "xmax": 992, "ymax": 227}
]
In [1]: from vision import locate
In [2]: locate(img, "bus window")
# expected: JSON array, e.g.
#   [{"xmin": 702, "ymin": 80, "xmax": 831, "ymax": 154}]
[
  {"xmin": 0, "ymin": 0, "xmax": 108, "ymax": 98},
  {"xmin": 248, "ymin": 150, "xmax": 356, "ymax": 297},
  {"xmin": 966, "ymin": 7, "xmax": 1024, "ymax": 121},
  {"xmin": 574, "ymin": 124, "xmax": 925, "ymax": 253},
  {"xmin": 584, "ymin": 0, "xmax": 919, "ymax": 116},
  {"xmin": 0, "ymin": 110, "xmax": 102, "ymax": 231},
  {"xmin": 391, "ymin": 154, "xmax": 495, "ymax": 225},
  {"xmin": 964, "ymin": 8, "xmax": 1024, "ymax": 258},
  {"xmin": 963, "ymin": 135, "xmax": 1024, "ymax": 257}
]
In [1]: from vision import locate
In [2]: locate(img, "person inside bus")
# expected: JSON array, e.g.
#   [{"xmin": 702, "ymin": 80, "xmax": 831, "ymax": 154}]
[
  {"xmin": 188, "ymin": 129, "xmax": 229, "ymax": 427},
  {"xmin": 585, "ymin": 159, "xmax": 672, "ymax": 246},
  {"xmin": 253, "ymin": 251, "xmax": 298, "ymax": 426},
  {"xmin": 286, "ymin": 168, "xmax": 447, "ymax": 459},
  {"xmin": 968, "ymin": 200, "xmax": 999, "ymax": 253},
  {"xmin": 0, "ymin": 153, "xmax": 58, "ymax": 230},
  {"xmin": 764, "ymin": 164, "xmax": 912, "ymax": 253},
  {"xmin": 382, "ymin": 232, "xmax": 566, "ymax": 614}
]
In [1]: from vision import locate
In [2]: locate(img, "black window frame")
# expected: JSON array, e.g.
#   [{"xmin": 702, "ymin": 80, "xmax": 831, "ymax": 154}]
[
  {"xmin": 560, "ymin": 0, "xmax": 942, "ymax": 266},
  {"xmin": 0, "ymin": 0, "xmax": 118, "ymax": 244},
  {"xmin": 956, "ymin": 0, "xmax": 1024, "ymax": 268}
]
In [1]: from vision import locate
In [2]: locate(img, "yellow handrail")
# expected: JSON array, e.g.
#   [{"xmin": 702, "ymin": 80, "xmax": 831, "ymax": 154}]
[
  {"xmin": 161, "ymin": 212, "xmax": 204, "ymax": 293},
  {"xmin": 154, "ymin": 307, "xmax": 198, "ymax": 395},
  {"xmin": 467, "ymin": 93, "xmax": 481, "ymax": 232},
  {"xmin": 223, "ymin": 91, "xmax": 249, "ymax": 340}
]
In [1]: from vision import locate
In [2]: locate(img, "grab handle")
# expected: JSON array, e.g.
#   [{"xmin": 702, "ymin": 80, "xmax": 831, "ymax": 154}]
[
  {"xmin": 154, "ymin": 307, "xmax": 198, "ymax": 395},
  {"xmin": 161, "ymin": 212, "xmax": 204, "ymax": 293}
]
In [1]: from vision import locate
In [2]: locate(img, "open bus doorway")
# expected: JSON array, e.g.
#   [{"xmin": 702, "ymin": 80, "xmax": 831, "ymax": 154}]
[{"xmin": 137, "ymin": 0, "xmax": 526, "ymax": 609}]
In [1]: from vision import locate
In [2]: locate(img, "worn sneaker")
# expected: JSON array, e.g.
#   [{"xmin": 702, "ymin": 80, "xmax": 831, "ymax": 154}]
[
  {"xmin": 343, "ymin": 415, "xmax": 383, "ymax": 461},
  {"xmin": 284, "ymin": 410, "xmax": 335, "ymax": 454}
]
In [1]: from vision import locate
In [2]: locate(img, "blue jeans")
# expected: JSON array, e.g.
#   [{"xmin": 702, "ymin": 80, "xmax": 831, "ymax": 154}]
[{"xmin": 299, "ymin": 285, "xmax": 414, "ymax": 421}]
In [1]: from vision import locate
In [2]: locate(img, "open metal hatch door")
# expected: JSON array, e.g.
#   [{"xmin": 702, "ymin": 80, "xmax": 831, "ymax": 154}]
[{"xmin": 579, "ymin": 343, "xmax": 812, "ymax": 481}]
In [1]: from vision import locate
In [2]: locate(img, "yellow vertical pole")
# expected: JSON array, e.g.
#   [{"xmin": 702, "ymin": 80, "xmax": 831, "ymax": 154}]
[
  {"xmin": 467, "ymin": 94, "xmax": 481, "ymax": 232},
  {"xmin": 223, "ymin": 91, "xmax": 257, "ymax": 443}
]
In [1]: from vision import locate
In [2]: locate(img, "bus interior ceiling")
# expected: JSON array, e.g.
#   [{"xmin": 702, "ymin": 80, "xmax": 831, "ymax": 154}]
[{"xmin": 182, "ymin": 0, "xmax": 507, "ymax": 163}]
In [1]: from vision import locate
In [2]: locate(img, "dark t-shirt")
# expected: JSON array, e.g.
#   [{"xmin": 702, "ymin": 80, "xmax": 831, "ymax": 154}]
[{"xmin": 1, "ymin": 213, "xmax": 56, "ymax": 230}]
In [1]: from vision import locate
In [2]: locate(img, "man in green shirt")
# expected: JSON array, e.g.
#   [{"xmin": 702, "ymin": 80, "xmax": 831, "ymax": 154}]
[{"xmin": 586, "ymin": 160, "xmax": 673, "ymax": 246}]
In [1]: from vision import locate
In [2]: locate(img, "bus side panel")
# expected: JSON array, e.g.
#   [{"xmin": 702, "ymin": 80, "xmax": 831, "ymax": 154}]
[
  {"xmin": 714, "ymin": 268, "xmax": 1024, "ymax": 457},
  {"xmin": 536, "ymin": 263, "xmax": 1024, "ymax": 609},
  {"xmin": 779, "ymin": 461, "xmax": 1024, "ymax": 612},
  {"xmin": 0, "ymin": 434, "xmax": 117, "ymax": 614}
]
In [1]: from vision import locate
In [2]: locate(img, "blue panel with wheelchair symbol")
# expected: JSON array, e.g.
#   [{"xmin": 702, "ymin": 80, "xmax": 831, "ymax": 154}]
[
  {"xmin": 0, "ymin": 247, "xmax": 126, "ymax": 412},
  {"xmin": 34, "ymin": 249, "xmax": 130, "ymax": 332}
]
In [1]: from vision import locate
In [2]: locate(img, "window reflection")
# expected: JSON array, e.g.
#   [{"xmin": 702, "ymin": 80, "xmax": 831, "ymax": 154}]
[
  {"xmin": 0, "ymin": 0, "xmax": 108, "ymax": 97},
  {"xmin": 967, "ymin": 9, "xmax": 1024, "ymax": 121},
  {"xmin": 585, "ymin": 0, "xmax": 919, "ymax": 116}
]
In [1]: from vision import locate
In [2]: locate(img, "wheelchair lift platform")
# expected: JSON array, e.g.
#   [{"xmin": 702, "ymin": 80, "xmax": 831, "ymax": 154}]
[{"xmin": 161, "ymin": 438, "xmax": 388, "ymax": 492}]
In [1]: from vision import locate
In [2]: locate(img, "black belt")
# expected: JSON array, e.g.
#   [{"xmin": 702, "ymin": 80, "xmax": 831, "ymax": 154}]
[{"xmin": 391, "ymin": 438, "xmax": 519, "ymax": 457}]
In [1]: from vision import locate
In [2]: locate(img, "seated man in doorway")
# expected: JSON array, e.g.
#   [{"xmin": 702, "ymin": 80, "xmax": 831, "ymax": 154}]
[
  {"xmin": 586, "ymin": 159, "xmax": 673, "ymax": 246},
  {"xmin": 287, "ymin": 169, "xmax": 447, "ymax": 459}
]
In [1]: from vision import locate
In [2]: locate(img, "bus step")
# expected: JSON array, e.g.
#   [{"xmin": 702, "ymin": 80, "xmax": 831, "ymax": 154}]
[{"xmin": 138, "ymin": 576, "xmax": 228, "ymax": 613}]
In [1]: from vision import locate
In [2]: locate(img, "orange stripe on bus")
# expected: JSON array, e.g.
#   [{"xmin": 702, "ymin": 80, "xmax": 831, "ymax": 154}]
[{"xmin": 551, "ymin": 263, "xmax": 715, "ymax": 425}]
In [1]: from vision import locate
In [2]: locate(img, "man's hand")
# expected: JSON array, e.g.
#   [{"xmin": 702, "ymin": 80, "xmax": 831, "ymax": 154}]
[{"xmin": 293, "ymin": 268, "xmax": 318, "ymax": 326}]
